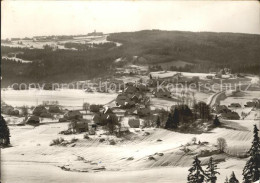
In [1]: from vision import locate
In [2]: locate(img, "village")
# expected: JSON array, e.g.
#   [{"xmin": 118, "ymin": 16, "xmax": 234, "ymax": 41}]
[{"xmin": 1, "ymin": 58, "xmax": 260, "ymax": 182}]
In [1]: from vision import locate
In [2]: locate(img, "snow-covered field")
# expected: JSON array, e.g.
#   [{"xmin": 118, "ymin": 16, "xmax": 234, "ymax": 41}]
[
  {"xmin": 1, "ymin": 86, "xmax": 260, "ymax": 183},
  {"xmin": 1, "ymin": 89, "xmax": 117, "ymax": 110},
  {"xmin": 2, "ymin": 115, "xmax": 259, "ymax": 183},
  {"xmin": 1, "ymin": 35, "xmax": 121, "ymax": 50}
]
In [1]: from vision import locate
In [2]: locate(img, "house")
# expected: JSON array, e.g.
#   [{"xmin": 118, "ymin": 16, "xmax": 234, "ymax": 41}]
[
  {"xmin": 244, "ymin": 99, "xmax": 260, "ymax": 108},
  {"xmin": 128, "ymin": 118, "xmax": 140, "ymax": 128},
  {"xmin": 220, "ymin": 111, "xmax": 240, "ymax": 120},
  {"xmin": 64, "ymin": 110, "xmax": 83, "ymax": 120},
  {"xmin": 212, "ymin": 105, "xmax": 230, "ymax": 114},
  {"xmin": 89, "ymin": 104, "xmax": 102, "ymax": 112},
  {"xmin": 116, "ymin": 93, "xmax": 129, "ymax": 106},
  {"xmin": 152, "ymin": 88, "xmax": 171, "ymax": 98},
  {"xmin": 92, "ymin": 113, "xmax": 103, "ymax": 124},
  {"xmin": 137, "ymin": 84, "xmax": 149, "ymax": 92},
  {"xmin": 115, "ymin": 93, "xmax": 137, "ymax": 107},
  {"xmin": 206, "ymin": 75, "xmax": 213, "ymax": 79},
  {"xmin": 124, "ymin": 85, "xmax": 138, "ymax": 95},
  {"xmin": 26, "ymin": 115, "xmax": 40, "ymax": 124},
  {"xmin": 68, "ymin": 119, "xmax": 90, "ymax": 133},
  {"xmin": 228, "ymin": 103, "xmax": 241, "ymax": 108},
  {"xmin": 137, "ymin": 106, "xmax": 151, "ymax": 117},
  {"xmin": 88, "ymin": 123, "xmax": 97, "ymax": 135},
  {"xmin": 43, "ymin": 83, "xmax": 53, "ymax": 90},
  {"xmin": 85, "ymin": 88, "xmax": 94, "ymax": 93},
  {"xmin": 33, "ymin": 105, "xmax": 48, "ymax": 116},
  {"xmin": 131, "ymin": 95, "xmax": 139, "ymax": 103},
  {"xmin": 215, "ymin": 73, "xmax": 222, "ymax": 79},
  {"xmin": 93, "ymin": 107, "xmax": 118, "ymax": 125}
]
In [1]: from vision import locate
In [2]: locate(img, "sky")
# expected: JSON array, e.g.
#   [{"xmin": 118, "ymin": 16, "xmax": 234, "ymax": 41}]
[{"xmin": 1, "ymin": 1, "xmax": 260, "ymax": 39}]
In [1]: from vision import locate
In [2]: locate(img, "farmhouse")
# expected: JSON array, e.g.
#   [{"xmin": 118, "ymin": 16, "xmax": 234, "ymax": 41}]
[
  {"xmin": 64, "ymin": 110, "xmax": 83, "ymax": 120},
  {"xmin": 152, "ymin": 88, "xmax": 171, "ymax": 98},
  {"xmin": 68, "ymin": 119, "xmax": 90, "ymax": 133},
  {"xmin": 128, "ymin": 118, "xmax": 140, "ymax": 128},
  {"xmin": 115, "ymin": 84, "xmax": 145, "ymax": 107},
  {"xmin": 220, "ymin": 111, "xmax": 240, "ymax": 120},
  {"xmin": 26, "ymin": 115, "xmax": 40, "ymax": 124},
  {"xmin": 212, "ymin": 105, "xmax": 230, "ymax": 114},
  {"xmin": 244, "ymin": 99, "xmax": 260, "ymax": 108},
  {"xmin": 92, "ymin": 107, "xmax": 118, "ymax": 125},
  {"xmin": 124, "ymin": 85, "xmax": 138, "ymax": 95},
  {"xmin": 228, "ymin": 103, "xmax": 241, "ymax": 108},
  {"xmin": 137, "ymin": 106, "xmax": 151, "ymax": 117},
  {"xmin": 116, "ymin": 93, "xmax": 128, "ymax": 106}
]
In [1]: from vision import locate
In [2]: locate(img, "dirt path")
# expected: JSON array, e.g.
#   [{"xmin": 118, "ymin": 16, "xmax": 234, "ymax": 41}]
[{"xmin": 207, "ymin": 91, "xmax": 226, "ymax": 107}]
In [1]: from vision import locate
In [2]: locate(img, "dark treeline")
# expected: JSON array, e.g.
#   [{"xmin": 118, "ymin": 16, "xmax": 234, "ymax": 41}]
[
  {"xmin": 1, "ymin": 45, "xmax": 123, "ymax": 86},
  {"xmin": 64, "ymin": 42, "xmax": 116, "ymax": 51},
  {"xmin": 159, "ymin": 101, "xmax": 215, "ymax": 133},
  {"xmin": 108, "ymin": 30, "xmax": 260, "ymax": 75}
]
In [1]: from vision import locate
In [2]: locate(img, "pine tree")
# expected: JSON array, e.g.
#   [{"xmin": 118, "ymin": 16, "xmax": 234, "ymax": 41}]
[
  {"xmin": 0, "ymin": 115, "xmax": 10, "ymax": 146},
  {"xmin": 165, "ymin": 113, "xmax": 173, "ymax": 129},
  {"xmin": 172, "ymin": 108, "xmax": 179, "ymax": 128},
  {"xmin": 188, "ymin": 156, "xmax": 206, "ymax": 183},
  {"xmin": 165, "ymin": 110, "xmax": 179, "ymax": 130},
  {"xmin": 229, "ymin": 171, "xmax": 239, "ymax": 183},
  {"xmin": 213, "ymin": 115, "xmax": 221, "ymax": 126},
  {"xmin": 156, "ymin": 116, "xmax": 161, "ymax": 128},
  {"xmin": 205, "ymin": 157, "xmax": 220, "ymax": 183},
  {"xmin": 242, "ymin": 124, "xmax": 260, "ymax": 183}
]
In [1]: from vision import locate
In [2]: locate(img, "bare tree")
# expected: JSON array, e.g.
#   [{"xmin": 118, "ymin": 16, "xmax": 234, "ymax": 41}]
[
  {"xmin": 217, "ymin": 138, "xmax": 227, "ymax": 153},
  {"xmin": 82, "ymin": 102, "xmax": 90, "ymax": 112},
  {"xmin": 21, "ymin": 105, "xmax": 29, "ymax": 116}
]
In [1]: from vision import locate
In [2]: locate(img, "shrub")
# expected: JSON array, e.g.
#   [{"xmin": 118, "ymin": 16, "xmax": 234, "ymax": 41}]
[
  {"xmin": 50, "ymin": 137, "xmax": 64, "ymax": 146},
  {"xmin": 59, "ymin": 129, "xmax": 74, "ymax": 135},
  {"xmin": 109, "ymin": 139, "xmax": 116, "ymax": 145}
]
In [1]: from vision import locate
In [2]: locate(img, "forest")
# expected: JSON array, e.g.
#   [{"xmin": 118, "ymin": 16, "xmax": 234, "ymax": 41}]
[
  {"xmin": 1, "ymin": 30, "xmax": 260, "ymax": 87},
  {"xmin": 108, "ymin": 30, "xmax": 260, "ymax": 73},
  {"xmin": 1, "ymin": 44, "xmax": 123, "ymax": 87}
]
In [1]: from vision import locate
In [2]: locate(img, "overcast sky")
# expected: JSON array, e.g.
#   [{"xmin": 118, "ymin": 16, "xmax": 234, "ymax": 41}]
[{"xmin": 1, "ymin": 1, "xmax": 260, "ymax": 39}]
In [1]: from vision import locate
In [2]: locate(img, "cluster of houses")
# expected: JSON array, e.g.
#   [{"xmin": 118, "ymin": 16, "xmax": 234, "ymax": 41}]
[
  {"xmin": 148, "ymin": 72, "xmax": 199, "ymax": 85},
  {"xmin": 115, "ymin": 83, "xmax": 150, "ymax": 107},
  {"xmin": 212, "ymin": 99, "xmax": 260, "ymax": 120},
  {"xmin": 212, "ymin": 105, "xmax": 240, "ymax": 120},
  {"xmin": 244, "ymin": 99, "xmax": 260, "ymax": 108},
  {"xmin": 228, "ymin": 99, "xmax": 260, "ymax": 109}
]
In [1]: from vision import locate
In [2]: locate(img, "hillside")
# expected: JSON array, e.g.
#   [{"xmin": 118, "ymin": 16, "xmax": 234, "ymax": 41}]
[
  {"xmin": 1, "ymin": 30, "xmax": 260, "ymax": 87},
  {"xmin": 107, "ymin": 30, "xmax": 260, "ymax": 72}
]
